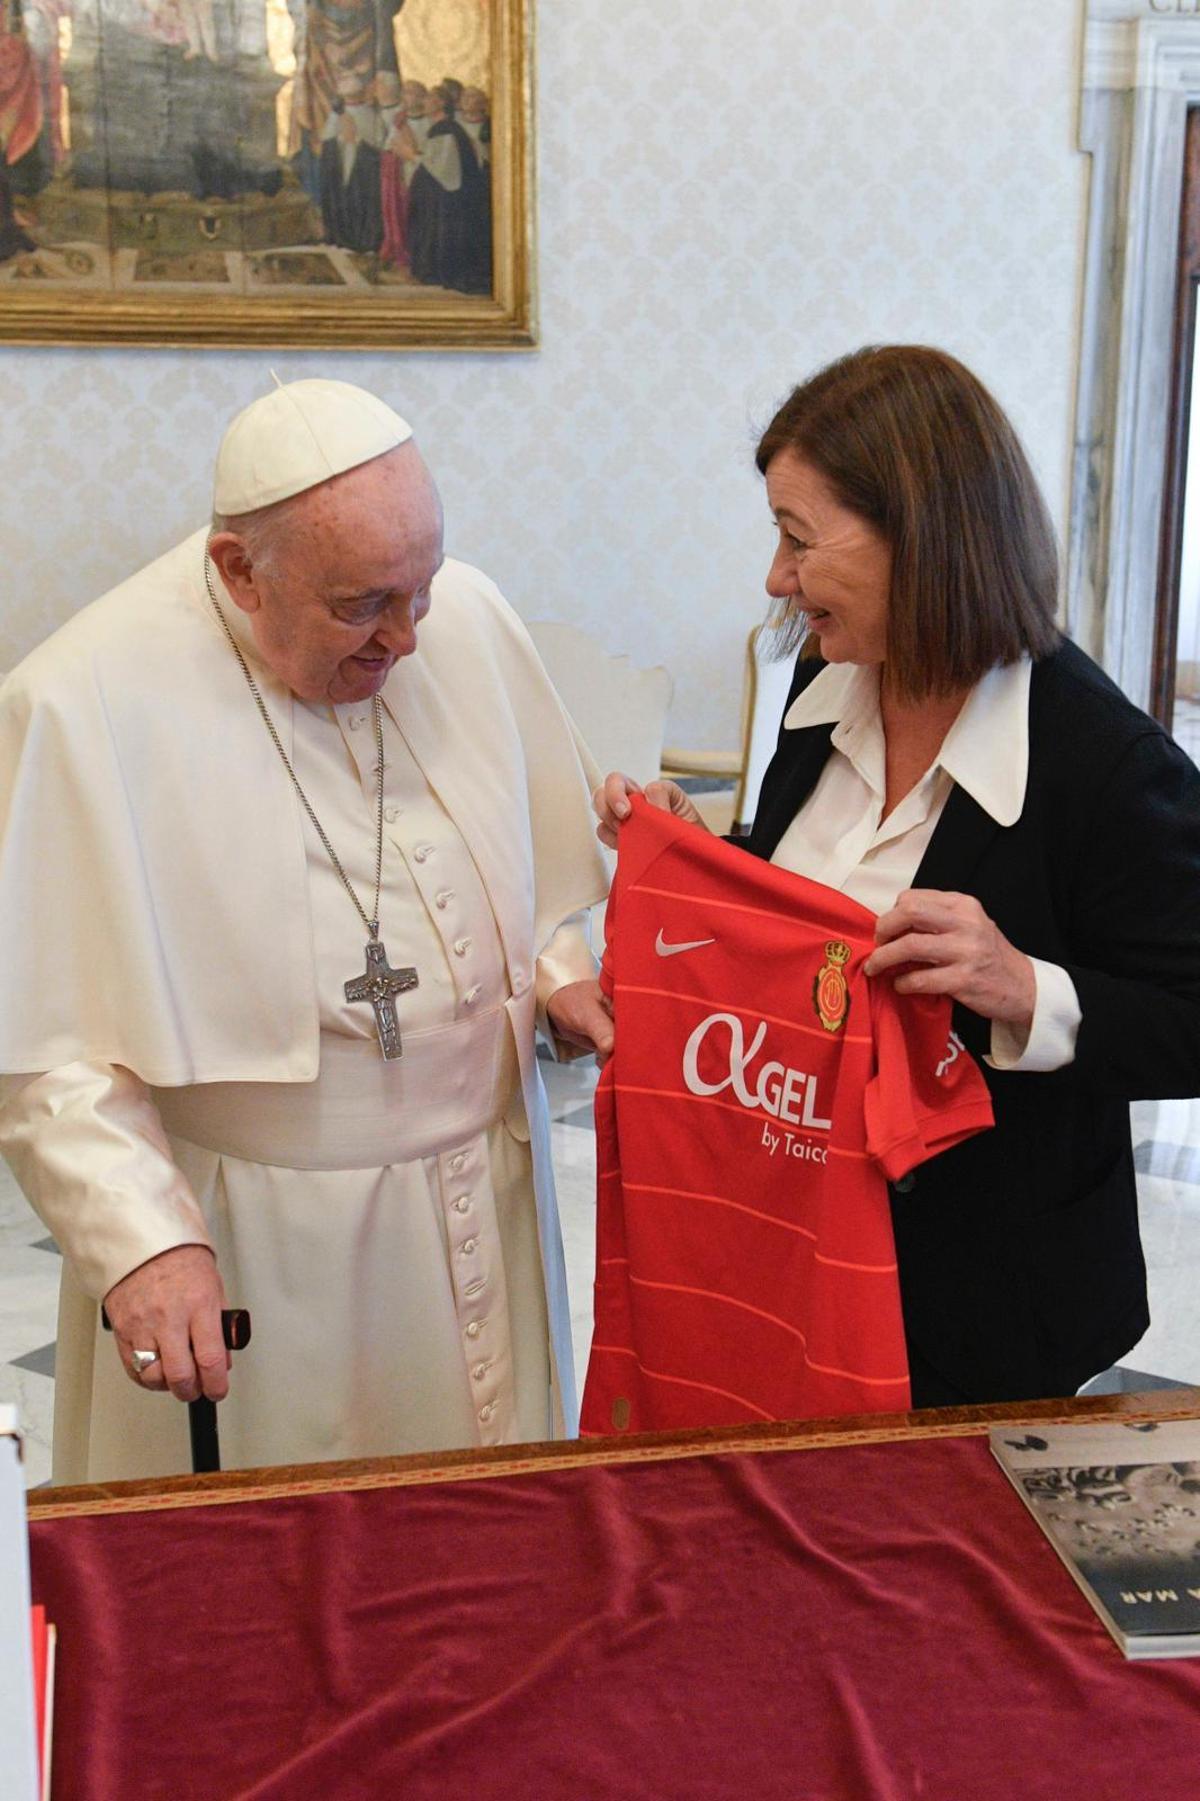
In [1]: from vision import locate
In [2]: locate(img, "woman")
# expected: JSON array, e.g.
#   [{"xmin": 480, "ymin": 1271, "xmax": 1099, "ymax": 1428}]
[{"xmin": 596, "ymin": 344, "xmax": 1200, "ymax": 1409}]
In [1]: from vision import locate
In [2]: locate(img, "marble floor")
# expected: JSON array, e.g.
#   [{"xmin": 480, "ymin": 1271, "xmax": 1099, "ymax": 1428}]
[{"xmin": 4, "ymin": 1057, "xmax": 1200, "ymax": 1487}]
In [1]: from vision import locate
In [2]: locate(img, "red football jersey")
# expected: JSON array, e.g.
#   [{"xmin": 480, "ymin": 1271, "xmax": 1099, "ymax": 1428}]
[{"xmin": 580, "ymin": 797, "xmax": 995, "ymax": 1435}]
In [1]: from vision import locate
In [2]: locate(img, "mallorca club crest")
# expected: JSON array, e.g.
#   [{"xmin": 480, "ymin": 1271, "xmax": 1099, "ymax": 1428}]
[{"xmin": 813, "ymin": 939, "xmax": 852, "ymax": 1033}]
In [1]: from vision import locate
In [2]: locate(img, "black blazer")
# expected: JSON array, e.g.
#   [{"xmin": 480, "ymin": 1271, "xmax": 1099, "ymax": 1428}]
[{"xmin": 740, "ymin": 639, "xmax": 1200, "ymax": 1402}]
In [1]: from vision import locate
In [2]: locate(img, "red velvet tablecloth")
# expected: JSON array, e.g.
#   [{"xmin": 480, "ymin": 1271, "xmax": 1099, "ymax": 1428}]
[{"xmin": 28, "ymin": 1428, "xmax": 1200, "ymax": 1799}]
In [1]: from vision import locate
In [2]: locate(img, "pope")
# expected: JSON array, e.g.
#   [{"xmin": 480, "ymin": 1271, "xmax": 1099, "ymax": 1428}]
[{"xmin": 0, "ymin": 379, "xmax": 613, "ymax": 1481}]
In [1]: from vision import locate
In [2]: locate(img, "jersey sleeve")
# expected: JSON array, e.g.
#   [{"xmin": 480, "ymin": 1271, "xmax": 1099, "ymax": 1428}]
[{"xmin": 863, "ymin": 986, "xmax": 995, "ymax": 1183}]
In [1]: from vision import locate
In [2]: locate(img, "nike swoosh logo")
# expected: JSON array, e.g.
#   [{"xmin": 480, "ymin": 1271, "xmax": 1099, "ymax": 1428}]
[{"xmin": 655, "ymin": 931, "xmax": 716, "ymax": 958}]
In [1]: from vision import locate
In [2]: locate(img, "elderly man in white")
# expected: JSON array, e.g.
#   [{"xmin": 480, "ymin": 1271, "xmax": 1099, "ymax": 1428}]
[{"xmin": 0, "ymin": 379, "xmax": 611, "ymax": 1482}]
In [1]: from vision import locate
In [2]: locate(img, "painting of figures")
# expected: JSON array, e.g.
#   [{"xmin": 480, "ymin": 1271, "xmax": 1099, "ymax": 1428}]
[{"xmin": 0, "ymin": 0, "xmax": 533, "ymax": 346}]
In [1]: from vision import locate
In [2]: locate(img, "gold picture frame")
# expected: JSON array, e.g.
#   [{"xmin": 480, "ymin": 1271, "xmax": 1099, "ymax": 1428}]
[{"xmin": 0, "ymin": 0, "xmax": 535, "ymax": 349}]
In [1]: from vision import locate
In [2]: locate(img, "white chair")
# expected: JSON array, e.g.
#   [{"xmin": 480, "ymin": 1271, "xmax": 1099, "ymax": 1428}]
[
  {"xmin": 525, "ymin": 621, "xmax": 673, "ymax": 789},
  {"xmin": 661, "ymin": 624, "xmax": 796, "ymax": 836},
  {"xmin": 735, "ymin": 623, "xmax": 797, "ymax": 832},
  {"xmin": 661, "ymin": 708, "xmax": 743, "ymax": 838},
  {"xmin": 527, "ymin": 621, "xmax": 673, "ymax": 965}
]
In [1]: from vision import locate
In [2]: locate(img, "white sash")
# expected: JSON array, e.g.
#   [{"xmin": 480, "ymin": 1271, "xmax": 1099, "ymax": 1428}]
[{"xmin": 153, "ymin": 1008, "xmax": 515, "ymax": 1169}]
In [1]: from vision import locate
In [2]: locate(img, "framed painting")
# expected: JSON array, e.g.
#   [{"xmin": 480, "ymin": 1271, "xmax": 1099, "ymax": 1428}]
[{"xmin": 0, "ymin": 0, "xmax": 534, "ymax": 347}]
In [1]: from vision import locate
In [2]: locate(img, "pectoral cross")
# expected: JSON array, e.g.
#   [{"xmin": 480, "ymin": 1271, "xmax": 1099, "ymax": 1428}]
[{"xmin": 345, "ymin": 939, "xmax": 419, "ymax": 1060}]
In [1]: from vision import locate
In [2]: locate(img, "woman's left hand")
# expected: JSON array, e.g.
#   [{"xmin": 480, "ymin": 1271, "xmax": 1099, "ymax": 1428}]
[{"xmin": 864, "ymin": 890, "xmax": 1036, "ymax": 1028}]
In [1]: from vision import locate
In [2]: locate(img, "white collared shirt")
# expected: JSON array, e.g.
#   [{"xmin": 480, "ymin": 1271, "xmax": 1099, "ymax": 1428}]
[{"xmin": 769, "ymin": 658, "xmax": 1080, "ymax": 1072}]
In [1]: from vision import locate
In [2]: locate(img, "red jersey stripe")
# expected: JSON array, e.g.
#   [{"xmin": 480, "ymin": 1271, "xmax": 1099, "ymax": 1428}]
[
  {"xmin": 634, "ymin": 882, "xmax": 875, "ymax": 933},
  {"xmin": 611, "ymin": 1085, "xmax": 870, "ymax": 1159},
  {"xmin": 614, "ymin": 982, "xmax": 875, "ymax": 1046},
  {"xmin": 587, "ymin": 1346, "xmax": 777, "ymax": 1421}
]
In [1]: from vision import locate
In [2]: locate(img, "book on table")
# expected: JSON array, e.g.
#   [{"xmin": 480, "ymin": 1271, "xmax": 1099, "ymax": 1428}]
[
  {"xmin": 29, "ymin": 1605, "xmax": 55, "ymax": 1801},
  {"xmin": 990, "ymin": 1418, "xmax": 1200, "ymax": 1660}
]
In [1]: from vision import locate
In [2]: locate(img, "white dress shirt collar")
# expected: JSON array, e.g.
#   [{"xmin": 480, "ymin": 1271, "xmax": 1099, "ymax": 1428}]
[{"xmin": 781, "ymin": 655, "xmax": 1031, "ymax": 828}]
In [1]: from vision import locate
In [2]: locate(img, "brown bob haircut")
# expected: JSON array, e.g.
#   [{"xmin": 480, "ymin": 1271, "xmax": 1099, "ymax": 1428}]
[{"xmin": 755, "ymin": 345, "xmax": 1061, "ymax": 699}]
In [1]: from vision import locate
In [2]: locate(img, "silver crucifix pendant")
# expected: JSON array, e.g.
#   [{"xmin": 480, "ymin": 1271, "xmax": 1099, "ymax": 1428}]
[{"xmin": 344, "ymin": 939, "xmax": 419, "ymax": 1060}]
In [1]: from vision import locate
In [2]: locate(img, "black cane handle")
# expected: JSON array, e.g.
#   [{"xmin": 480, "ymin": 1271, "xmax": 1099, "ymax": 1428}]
[
  {"xmin": 100, "ymin": 1306, "xmax": 252, "ymax": 1474},
  {"xmin": 219, "ymin": 1308, "xmax": 252, "ymax": 1351}
]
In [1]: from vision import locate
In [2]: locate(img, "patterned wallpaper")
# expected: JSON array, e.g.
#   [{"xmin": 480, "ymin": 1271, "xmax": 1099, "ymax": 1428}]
[{"xmin": 0, "ymin": 0, "xmax": 1087, "ymax": 749}]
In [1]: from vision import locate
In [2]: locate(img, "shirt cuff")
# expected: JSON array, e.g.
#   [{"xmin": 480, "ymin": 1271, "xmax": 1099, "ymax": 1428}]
[
  {"xmin": 986, "ymin": 958, "xmax": 1082, "ymax": 1073},
  {"xmin": 535, "ymin": 913, "xmax": 601, "ymax": 1061}
]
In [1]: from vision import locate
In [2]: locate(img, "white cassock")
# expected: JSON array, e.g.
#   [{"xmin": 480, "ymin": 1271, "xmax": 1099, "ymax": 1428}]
[{"xmin": 0, "ymin": 531, "xmax": 609, "ymax": 1482}]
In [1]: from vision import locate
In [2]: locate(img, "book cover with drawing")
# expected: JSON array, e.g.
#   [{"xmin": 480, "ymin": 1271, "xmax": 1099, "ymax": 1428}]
[{"xmin": 991, "ymin": 1418, "xmax": 1200, "ymax": 1659}]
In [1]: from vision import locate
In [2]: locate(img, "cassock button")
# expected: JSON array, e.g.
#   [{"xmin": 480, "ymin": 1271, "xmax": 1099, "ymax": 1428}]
[
  {"xmin": 479, "ymin": 1404, "xmax": 493, "ymax": 1422},
  {"xmin": 466, "ymin": 1322, "xmax": 482, "ymax": 1339},
  {"xmin": 435, "ymin": 889, "xmax": 455, "ymax": 910},
  {"xmin": 384, "ymin": 806, "xmax": 399, "ymax": 824},
  {"xmin": 348, "ymin": 715, "xmax": 364, "ymax": 731},
  {"xmin": 413, "ymin": 844, "xmax": 434, "ymax": 863},
  {"xmin": 464, "ymin": 986, "xmax": 482, "ymax": 1006},
  {"xmin": 461, "ymin": 1237, "xmax": 478, "ymax": 1255},
  {"xmin": 472, "ymin": 1363, "xmax": 489, "ymax": 1382},
  {"xmin": 454, "ymin": 938, "xmax": 472, "ymax": 957},
  {"xmin": 454, "ymin": 1197, "xmax": 470, "ymax": 1214},
  {"xmin": 450, "ymin": 1152, "xmax": 467, "ymax": 1173},
  {"xmin": 893, "ymin": 1172, "xmax": 917, "ymax": 1195}
]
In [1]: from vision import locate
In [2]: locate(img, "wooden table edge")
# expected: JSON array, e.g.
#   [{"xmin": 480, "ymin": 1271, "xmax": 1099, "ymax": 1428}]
[{"xmin": 26, "ymin": 1387, "xmax": 1200, "ymax": 1521}]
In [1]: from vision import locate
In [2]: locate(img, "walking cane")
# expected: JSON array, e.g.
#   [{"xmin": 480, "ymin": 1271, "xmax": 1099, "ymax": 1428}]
[{"xmin": 101, "ymin": 1307, "xmax": 252, "ymax": 1474}]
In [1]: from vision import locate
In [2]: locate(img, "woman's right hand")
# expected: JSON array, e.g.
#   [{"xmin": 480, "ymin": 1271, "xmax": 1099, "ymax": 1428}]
[{"xmin": 592, "ymin": 771, "xmax": 707, "ymax": 850}]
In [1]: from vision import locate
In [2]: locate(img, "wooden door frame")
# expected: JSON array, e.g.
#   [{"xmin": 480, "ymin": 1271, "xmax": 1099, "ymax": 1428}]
[{"xmin": 1154, "ymin": 107, "xmax": 1200, "ymax": 727}]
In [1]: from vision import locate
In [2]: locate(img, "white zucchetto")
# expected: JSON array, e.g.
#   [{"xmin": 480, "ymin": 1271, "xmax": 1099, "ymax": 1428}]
[{"xmin": 213, "ymin": 378, "xmax": 414, "ymax": 515}]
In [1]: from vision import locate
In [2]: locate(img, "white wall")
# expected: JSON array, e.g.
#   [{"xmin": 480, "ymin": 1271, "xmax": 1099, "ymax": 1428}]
[{"xmin": 0, "ymin": 0, "xmax": 1088, "ymax": 749}]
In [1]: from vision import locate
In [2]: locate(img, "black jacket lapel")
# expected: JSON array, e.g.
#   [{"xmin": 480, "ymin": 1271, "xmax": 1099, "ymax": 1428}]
[
  {"xmin": 911, "ymin": 782, "xmax": 1002, "ymax": 897},
  {"xmin": 744, "ymin": 724, "xmax": 836, "ymax": 860}
]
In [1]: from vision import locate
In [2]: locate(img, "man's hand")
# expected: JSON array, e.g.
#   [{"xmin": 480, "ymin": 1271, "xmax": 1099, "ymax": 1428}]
[
  {"xmin": 864, "ymin": 889, "xmax": 1037, "ymax": 1028},
  {"xmin": 103, "ymin": 1245, "xmax": 230, "ymax": 1405},
  {"xmin": 592, "ymin": 771, "xmax": 706, "ymax": 851},
  {"xmin": 545, "ymin": 978, "xmax": 615, "ymax": 1065}
]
